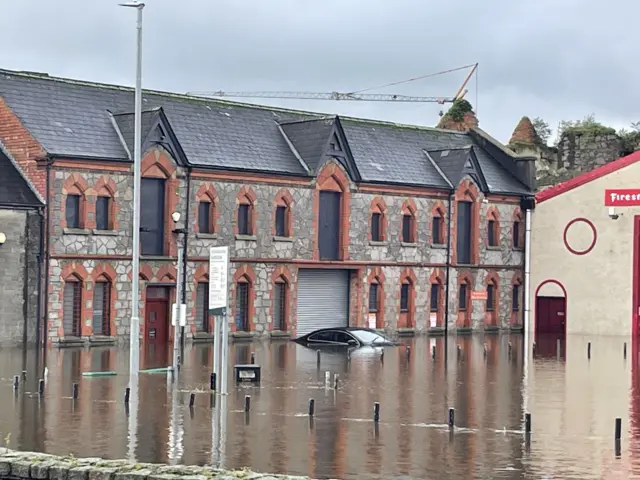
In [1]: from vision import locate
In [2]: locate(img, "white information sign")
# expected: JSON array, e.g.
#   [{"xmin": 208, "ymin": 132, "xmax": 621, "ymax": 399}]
[{"xmin": 208, "ymin": 246, "xmax": 229, "ymax": 312}]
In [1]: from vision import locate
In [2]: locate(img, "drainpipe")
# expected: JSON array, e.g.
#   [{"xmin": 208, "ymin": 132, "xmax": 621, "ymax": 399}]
[
  {"xmin": 523, "ymin": 206, "xmax": 533, "ymax": 339},
  {"xmin": 35, "ymin": 207, "xmax": 45, "ymax": 349},
  {"xmin": 22, "ymin": 207, "xmax": 31, "ymax": 347},
  {"xmin": 180, "ymin": 167, "xmax": 192, "ymax": 353},
  {"xmin": 42, "ymin": 157, "xmax": 52, "ymax": 351},
  {"xmin": 443, "ymin": 189, "xmax": 454, "ymax": 337}
]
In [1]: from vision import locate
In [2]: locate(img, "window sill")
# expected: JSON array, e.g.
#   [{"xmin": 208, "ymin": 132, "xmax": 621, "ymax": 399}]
[
  {"xmin": 270, "ymin": 330, "xmax": 291, "ymax": 339},
  {"xmin": 484, "ymin": 325, "xmax": 500, "ymax": 333},
  {"xmin": 196, "ymin": 233, "xmax": 218, "ymax": 240},
  {"xmin": 92, "ymin": 229, "xmax": 119, "ymax": 236},
  {"xmin": 512, "ymin": 246, "xmax": 524, "ymax": 251},
  {"xmin": 400, "ymin": 242, "xmax": 417, "ymax": 248},
  {"xmin": 486, "ymin": 245, "xmax": 501, "ymax": 251},
  {"xmin": 235, "ymin": 234, "xmax": 257, "ymax": 242},
  {"xmin": 397, "ymin": 328, "xmax": 416, "ymax": 337},
  {"xmin": 430, "ymin": 243, "xmax": 446, "ymax": 249},
  {"xmin": 456, "ymin": 326, "xmax": 473, "ymax": 335},
  {"xmin": 63, "ymin": 228, "xmax": 90, "ymax": 236},
  {"xmin": 193, "ymin": 332, "xmax": 215, "ymax": 343},
  {"xmin": 427, "ymin": 326, "xmax": 446, "ymax": 336},
  {"xmin": 88, "ymin": 335, "xmax": 116, "ymax": 346},
  {"xmin": 141, "ymin": 255, "xmax": 175, "ymax": 260},
  {"xmin": 273, "ymin": 236, "xmax": 293, "ymax": 243},
  {"xmin": 232, "ymin": 331, "xmax": 255, "ymax": 341},
  {"xmin": 369, "ymin": 241, "xmax": 387, "ymax": 247}
]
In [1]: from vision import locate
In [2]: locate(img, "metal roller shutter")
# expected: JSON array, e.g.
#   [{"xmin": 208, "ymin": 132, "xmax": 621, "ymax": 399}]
[{"xmin": 296, "ymin": 269, "xmax": 349, "ymax": 336}]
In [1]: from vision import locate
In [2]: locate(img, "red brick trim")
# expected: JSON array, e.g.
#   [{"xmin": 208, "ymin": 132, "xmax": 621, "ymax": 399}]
[
  {"xmin": 232, "ymin": 265, "xmax": 257, "ymax": 332},
  {"xmin": 156, "ymin": 264, "xmax": 178, "ymax": 283},
  {"xmin": 457, "ymin": 270, "xmax": 473, "ymax": 327},
  {"xmin": 510, "ymin": 273, "xmax": 523, "ymax": 326},
  {"xmin": 91, "ymin": 263, "xmax": 118, "ymax": 337},
  {"xmin": 61, "ymin": 173, "xmax": 90, "ymax": 228},
  {"xmin": 192, "ymin": 263, "xmax": 211, "ymax": 334},
  {"xmin": 398, "ymin": 268, "xmax": 417, "ymax": 328},
  {"xmin": 484, "ymin": 270, "xmax": 500, "ymax": 326},
  {"xmin": 194, "ymin": 183, "xmax": 219, "ymax": 234},
  {"xmin": 430, "ymin": 201, "xmax": 447, "ymax": 244},
  {"xmin": 486, "ymin": 206, "xmax": 500, "ymax": 247},
  {"xmin": 366, "ymin": 267, "xmax": 386, "ymax": 329},
  {"xmin": 428, "ymin": 268, "xmax": 446, "ymax": 327},
  {"xmin": 273, "ymin": 189, "xmax": 294, "ymax": 237},
  {"xmin": 349, "ymin": 267, "xmax": 364, "ymax": 328},
  {"xmin": 58, "ymin": 262, "xmax": 91, "ymax": 338},
  {"xmin": 314, "ymin": 162, "xmax": 351, "ymax": 260},
  {"xmin": 452, "ymin": 180, "xmax": 481, "ymax": 264},
  {"xmin": 94, "ymin": 176, "xmax": 120, "ymax": 231},
  {"xmin": 400, "ymin": 198, "xmax": 418, "ymax": 244},
  {"xmin": 270, "ymin": 265, "xmax": 294, "ymax": 332},
  {"xmin": 236, "ymin": 186, "xmax": 258, "ymax": 235},
  {"xmin": 536, "ymin": 149, "xmax": 640, "ymax": 203},
  {"xmin": 512, "ymin": 207, "xmax": 524, "ymax": 249},
  {"xmin": 369, "ymin": 196, "xmax": 387, "ymax": 241}
]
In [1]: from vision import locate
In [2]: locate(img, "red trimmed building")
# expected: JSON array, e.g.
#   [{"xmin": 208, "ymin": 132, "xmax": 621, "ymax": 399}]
[
  {"xmin": 530, "ymin": 150, "xmax": 640, "ymax": 338},
  {"xmin": 0, "ymin": 69, "xmax": 534, "ymax": 346}
]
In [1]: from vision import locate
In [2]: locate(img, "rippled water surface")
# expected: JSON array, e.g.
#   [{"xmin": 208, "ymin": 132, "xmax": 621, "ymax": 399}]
[{"xmin": 1, "ymin": 334, "xmax": 638, "ymax": 479}]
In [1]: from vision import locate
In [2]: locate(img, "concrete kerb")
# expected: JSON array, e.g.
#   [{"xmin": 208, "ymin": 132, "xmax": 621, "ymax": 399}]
[{"xmin": 0, "ymin": 449, "xmax": 328, "ymax": 480}]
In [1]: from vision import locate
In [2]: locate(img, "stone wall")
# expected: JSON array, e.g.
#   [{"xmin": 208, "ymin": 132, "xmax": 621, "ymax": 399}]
[{"xmin": 0, "ymin": 208, "xmax": 41, "ymax": 346}]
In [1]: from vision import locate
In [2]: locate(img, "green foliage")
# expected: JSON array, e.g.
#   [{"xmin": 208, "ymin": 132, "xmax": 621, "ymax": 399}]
[
  {"xmin": 531, "ymin": 117, "xmax": 551, "ymax": 145},
  {"xmin": 446, "ymin": 99, "xmax": 474, "ymax": 122},
  {"xmin": 556, "ymin": 114, "xmax": 616, "ymax": 142},
  {"xmin": 618, "ymin": 121, "xmax": 640, "ymax": 155}
]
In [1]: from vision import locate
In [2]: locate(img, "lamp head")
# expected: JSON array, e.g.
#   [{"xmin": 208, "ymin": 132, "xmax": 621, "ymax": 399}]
[
  {"xmin": 0, "ymin": 232, "xmax": 6, "ymax": 245},
  {"xmin": 118, "ymin": 1, "xmax": 145, "ymax": 8},
  {"xmin": 171, "ymin": 211, "xmax": 181, "ymax": 223}
]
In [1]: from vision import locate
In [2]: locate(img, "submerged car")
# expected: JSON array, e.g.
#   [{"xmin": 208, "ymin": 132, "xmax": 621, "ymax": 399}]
[{"xmin": 292, "ymin": 327, "xmax": 398, "ymax": 348}]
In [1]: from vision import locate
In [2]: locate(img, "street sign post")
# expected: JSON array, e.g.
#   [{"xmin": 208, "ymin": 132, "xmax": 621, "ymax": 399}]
[{"xmin": 209, "ymin": 247, "xmax": 229, "ymax": 394}]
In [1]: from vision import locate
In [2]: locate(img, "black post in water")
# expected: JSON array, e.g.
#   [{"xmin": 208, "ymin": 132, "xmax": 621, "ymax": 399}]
[
  {"xmin": 406, "ymin": 346, "xmax": 411, "ymax": 358},
  {"xmin": 72, "ymin": 383, "xmax": 79, "ymax": 400},
  {"xmin": 250, "ymin": 352, "xmax": 255, "ymax": 364},
  {"xmin": 124, "ymin": 387, "xmax": 130, "ymax": 403},
  {"xmin": 624, "ymin": 342, "xmax": 627, "ymax": 359},
  {"xmin": 525, "ymin": 412, "xmax": 532, "ymax": 434},
  {"xmin": 448, "ymin": 408, "xmax": 455, "ymax": 428},
  {"xmin": 483, "ymin": 343, "xmax": 488, "ymax": 358},
  {"xmin": 13, "ymin": 375, "xmax": 19, "ymax": 390},
  {"xmin": 615, "ymin": 417, "xmax": 622, "ymax": 440},
  {"xmin": 587, "ymin": 342, "xmax": 591, "ymax": 359},
  {"xmin": 244, "ymin": 395, "xmax": 251, "ymax": 412},
  {"xmin": 508, "ymin": 342, "xmax": 512, "ymax": 357},
  {"xmin": 380, "ymin": 350, "xmax": 384, "ymax": 363},
  {"xmin": 373, "ymin": 402, "xmax": 380, "ymax": 423},
  {"xmin": 21, "ymin": 370, "xmax": 27, "ymax": 380},
  {"xmin": 457, "ymin": 345, "xmax": 462, "ymax": 359},
  {"xmin": 533, "ymin": 342, "xmax": 536, "ymax": 354},
  {"xmin": 38, "ymin": 379, "xmax": 45, "ymax": 396},
  {"xmin": 431, "ymin": 345, "xmax": 436, "ymax": 360},
  {"xmin": 210, "ymin": 372, "xmax": 216, "ymax": 391},
  {"xmin": 189, "ymin": 392, "xmax": 195, "ymax": 408},
  {"xmin": 308, "ymin": 398, "xmax": 315, "ymax": 417},
  {"xmin": 316, "ymin": 350, "xmax": 321, "ymax": 366},
  {"xmin": 333, "ymin": 374, "xmax": 339, "ymax": 390}
]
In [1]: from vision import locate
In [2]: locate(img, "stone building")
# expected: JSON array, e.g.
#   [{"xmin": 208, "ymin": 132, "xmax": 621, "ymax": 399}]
[
  {"xmin": 0, "ymin": 141, "xmax": 44, "ymax": 345},
  {"xmin": 0, "ymin": 69, "xmax": 534, "ymax": 346}
]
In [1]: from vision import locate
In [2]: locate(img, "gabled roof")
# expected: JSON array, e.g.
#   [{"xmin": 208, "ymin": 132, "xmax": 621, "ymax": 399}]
[
  {"xmin": 0, "ymin": 141, "xmax": 44, "ymax": 207},
  {"xmin": 537, "ymin": 150, "xmax": 640, "ymax": 203},
  {"xmin": 0, "ymin": 69, "xmax": 532, "ymax": 194}
]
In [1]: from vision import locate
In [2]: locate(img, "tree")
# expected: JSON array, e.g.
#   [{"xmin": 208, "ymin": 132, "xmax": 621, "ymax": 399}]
[{"xmin": 531, "ymin": 117, "xmax": 551, "ymax": 145}]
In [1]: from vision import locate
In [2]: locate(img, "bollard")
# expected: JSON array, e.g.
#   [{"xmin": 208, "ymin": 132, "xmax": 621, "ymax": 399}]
[
  {"xmin": 457, "ymin": 345, "xmax": 462, "ymax": 359},
  {"xmin": 448, "ymin": 407, "xmax": 455, "ymax": 428},
  {"xmin": 431, "ymin": 345, "xmax": 436, "ymax": 360},
  {"xmin": 21, "ymin": 370, "xmax": 27, "ymax": 380},
  {"xmin": 373, "ymin": 402, "xmax": 380, "ymax": 423},
  {"xmin": 483, "ymin": 343, "xmax": 488, "ymax": 357},
  {"xmin": 189, "ymin": 392, "xmax": 196, "ymax": 408},
  {"xmin": 38, "ymin": 379, "xmax": 45, "ymax": 396},
  {"xmin": 347, "ymin": 350, "xmax": 351, "ymax": 362},
  {"xmin": 124, "ymin": 387, "xmax": 130, "ymax": 404},
  {"xmin": 533, "ymin": 342, "xmax": 536, "ymax": 354},
  {"xmin": 244, "ymin": 395, "xmax": 251, "ymax": 413},
  {"xmin": 210, "ymin": 372, "xmax": 216, "ymax": 391},
  {"xmin": 525, "ymin": 412, "xmax": 532, "ymax": 434},
  {"xmin": 587, "ymin": 342, "xmax": 591, "ymax": 359},
  {"xmin": 615, "ymin": 417, "xmax": 622, "ymax": 440},
  {"xmin": 333, "ymin": 373, "xmax": 339, "ymax": 390},
  {"xmin": 13, "ymin": 375, "xmax": 19, "ymax": 390},
  {"xmin": 380, "ymin": 350, "xmax": 384, "ymax": 363},
  {"xmin": 316, "ymin": 350, "xmax": 321, "ymax": 366},
  {"xmin": 406, "ymin": 346, "xmax": 411, "ymax": 358},
  {"xmin": 325, "ymin": 371, "xmax": 331, "ymax": 386},
  {"xmin": 624, "ymin": 342, "xmax": 627, "ymax": 359},
  {"xmin": 308, "ymin": 398, "xmax": 315, "ymax": 417},
  {"xmin": 72, "ymin": 383, "xmax": 79, "ymax": 400},
  {"xmin": 508, "ymin": 342, "xmax": 512, "ymax": 357},
  {"xmin": 250, "ymin": 352, "xmax": 255, "ymax": 364}
]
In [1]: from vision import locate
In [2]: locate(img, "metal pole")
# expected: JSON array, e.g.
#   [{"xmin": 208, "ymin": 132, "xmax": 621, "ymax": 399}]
[
  {"xmin": 213, "ymin": 316, "xmax": 221, "ymax": 390},
  {"xmin": 173, "ymin": 237, "xmax": 183, "ymax": 371},
  {"xmin": 220, "ymin": 312, "xmax": 229, "ymax": 395},
  {"xmin": 122, "ymin": 0, "xmax": 145, "ymax": 378}
]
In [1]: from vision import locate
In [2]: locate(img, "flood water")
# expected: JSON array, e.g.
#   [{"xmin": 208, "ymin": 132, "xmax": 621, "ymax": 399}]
[{"xmin": 1, "ymin": 334, "xmax": 638, "ymax": 479}]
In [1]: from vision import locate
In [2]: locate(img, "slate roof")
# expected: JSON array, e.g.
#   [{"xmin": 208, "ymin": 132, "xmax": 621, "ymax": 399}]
[
  {"xmin": 0, "ymin": 69, "xmax": 532, "ymax": 195},
  {"xmin": 0, "ymin": 142, "xmax": 44, "ymax": 207}
]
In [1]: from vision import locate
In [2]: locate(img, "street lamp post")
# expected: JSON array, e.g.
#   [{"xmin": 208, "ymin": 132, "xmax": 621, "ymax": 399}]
[
  {"xmin": 171, "ymin": 212, "xmax": 187, "ymax": 372},
  {"xmin": 119, "ymin": 0, "xmax": 145, "ymax": 378}
]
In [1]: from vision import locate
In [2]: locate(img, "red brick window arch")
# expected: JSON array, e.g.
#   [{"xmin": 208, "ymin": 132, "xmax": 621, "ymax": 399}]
[
  {"xmin": 62, "ymin": 174, "xmax": 90, "ymax": 229},
  {"xmin": 62, "ymin": 273, "xmax": 85, "ymax": 337},
  {"xmin": 233, "ymin": 266, "xmax": 256, "ymax": 332},
  {"xmin": 274, "ymin": 189, "xmax": 294, "ymax": 238},
  {"xmin": 429, "ymin": 269, "xmax": 445, "ymax": 327},
  {"xmin": 91, "ymin": 264, "xmax": 117, "ymax": 337},
  {"xmin": 195, "ymin": 184, "xmax": 218, "ymax": 235},
  {"xmin": 193, "ymin": 263, "xmax": 211, "ymax": 334},
  {"xmin": 511, "ymin": 274, "xmax": 523, "ymax": 325},
  {"xmin": 367, "ymin": 267, "xmax": 386, "ymax": 329},
  {"xmin": 399, "ymin": 268, "xmax": 417, "ymax": 328},
  {"xmin": 512, "ymin": 208, "xmax": 524, "ymax": 249},
  {"xmin": 485, "ymin": 272, "xmax": 500, "ymax": 326},
  {"xmin": 457, "ymin": 272, "xmax": 472, "ymax": 327},
  {"xmin": 401, "ymin": 199, "xmax": 417, "ymax": 244},
  {"xmin": 431, "ymin": 201, "xmax": 446, "ymax": 245},
  {"xmin": 454, "ymin": 180, "xmax": 480, "ymax": 265},
  {"xmin": 236, "ymin": 186, "xmax": 257, "ymax": 236},
  {"xmin": 94, "ymin": 176, "xmax": 119, "ymax": 232},
  {"xmin": 271, "ymin": 266, "xmax": 293, "ymax": 331},
  {"xmin": 370, "ymin": 197, "xmax": 387, "ymax": 242},
  {"xmin": 487, "ymin": 207, "xmax": 500, "ymax": 247}
]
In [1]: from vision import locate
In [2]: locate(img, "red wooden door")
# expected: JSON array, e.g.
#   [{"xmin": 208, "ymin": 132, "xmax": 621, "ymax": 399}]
[
  {"xmin": 536, "ymin": 296, "xmax": 566, "ymax": 335},
  {"xmin": 145, "ymin": 299, "xmax": 169, "ymax": 345}
]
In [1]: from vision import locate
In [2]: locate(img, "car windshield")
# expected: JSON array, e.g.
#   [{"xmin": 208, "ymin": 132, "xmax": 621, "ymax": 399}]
[{"xmin": 349, "ymin": 329, "xmax": 390, "ymax": 344}]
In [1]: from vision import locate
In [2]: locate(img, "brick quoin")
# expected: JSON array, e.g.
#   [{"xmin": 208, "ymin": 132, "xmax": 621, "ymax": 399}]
[
  {"xmin": 484, "ymin": 270, "xmax": 500, "ymax": 326},
  {"xmin": 270, "ymin": 266, "xmax": 294, "ymax": 332},
  {"xmin": 366, "ymin": 267, "xmax": 386, "ymax": 329},
  {"xmin": 0, "ymin": 98, "xmax": 47, "ymax": 198},
  {"xmin": 194, "ymin": 183, "xmax": 219, "ymax": 234},
  {"xmin": 398, "ymin": 268, "xmax": 417, "ymax": 329},
  {"xmin": 429, "ymin": 268, "xmax": 446, "ymax": 327},
  {"xmin": 349, "ymin": 268, "xmax": 364, "ymax": 327},
  {"xmin": 451, "ymin": 180, "xmax": 481, "ymax": 265},
  {"xmin": 457, "ymin": 270, "xmax": 473, "ymax": 327},
  {"xmin": 231, "ymin": 265, "xmax": 257, "ymax": 333}
]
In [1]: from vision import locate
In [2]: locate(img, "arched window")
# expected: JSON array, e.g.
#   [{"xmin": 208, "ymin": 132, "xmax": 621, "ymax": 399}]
[
  {"xmin": 487, "ymin": 208, "xmax": 500, "ymax": 247},
  {"xmin": 273, "ymin": 276, "xmax": 288, "ymax": 331},
  {"xmin": 237, "ymin": 187, "xmax": 257, "ymax": 236},
  {"xmin": 457, "ymin": 274, "xmax": 472, "ymax": 328},
  {"xmin": 274, "ymin": 190, "xmax": 294, "ymax": 238},
  {"xmin": 370, "ymin": 197, "xmax": 387, "ymax": 242},
  {"xmin": 511, "ymin": 275, "xmax": 523, "ymax": 326},
  {"xmin": 455, "ymin": 180, "xmax": 480, "ymax": 265},
  {"xmin": 63, "ymin": 174, "xmax": 89, "ymax": 229},
  {"xmin": 429, "ymin": 269, "xmax": 445, "ymax": 328},
  {"xmin": 513, "ymin": 209, "xmax": 524, "ymax": 249},
  {"xmin": 485, "ymin": 276, "xmax": 499, "ymax": 326},
  {"xmin": 401, "ymin": 199, "xmax": 417, "ymax": 244},
  {"xmin": 195, "ymin": 280, "xmax": 210, "ymax": 333},
  {"xmin": 63, "ymin": 275, "xmax": 82, "ymax": 337},
  {"xmin": 399, "ymin": 269, "xmax": 416, "ymax": 329},
  {"xmin": 93, "ymin": 275, "xmax": 112, "ymax": 336},
  {"xmin": 94, "ymin": 176, "xmax": 118, "ymax": 232},
  {"xmin": 234, "ymin": 266, "xmax": 256, "ymax": 332},
  {"xmin": 198, "ymin": 194, "xmax": 216, "ymax": 234},
  {"xmin": 431, "ymin": 204, "xmax": 446, "ymax": 245}
]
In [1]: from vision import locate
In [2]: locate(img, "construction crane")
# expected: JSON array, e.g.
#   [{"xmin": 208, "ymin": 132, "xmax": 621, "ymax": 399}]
[{"xmin": 187, "ymin": 63, "xmax": 478, "ymax": 105}]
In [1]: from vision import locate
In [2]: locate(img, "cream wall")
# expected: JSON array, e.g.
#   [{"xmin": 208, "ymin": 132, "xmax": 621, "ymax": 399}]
[{"xmin": 529, "ymin": 161, "xmax": 640, "ymax": 335}]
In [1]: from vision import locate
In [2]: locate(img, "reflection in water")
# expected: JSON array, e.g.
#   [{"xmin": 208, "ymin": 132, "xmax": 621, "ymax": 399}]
[{"xmin": 0, "ymin": 335, "xmax": 638, "ymax": 478}]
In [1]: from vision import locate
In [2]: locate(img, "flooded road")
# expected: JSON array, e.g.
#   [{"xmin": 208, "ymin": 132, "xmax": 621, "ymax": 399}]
[{"xmin": 0, "ymin": 334, "xmax": 637, "ymax": 479}]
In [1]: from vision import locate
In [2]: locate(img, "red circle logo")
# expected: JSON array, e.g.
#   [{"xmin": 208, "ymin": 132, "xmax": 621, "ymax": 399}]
[{"xmin": 563, "ymin": 217, "xmax": 597, "ymax": 255}]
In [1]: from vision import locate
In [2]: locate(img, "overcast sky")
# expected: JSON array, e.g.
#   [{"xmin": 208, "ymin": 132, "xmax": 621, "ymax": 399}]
[{"xmin": 0, "ymin": 0, "xmax": 637, "ymax": 144}]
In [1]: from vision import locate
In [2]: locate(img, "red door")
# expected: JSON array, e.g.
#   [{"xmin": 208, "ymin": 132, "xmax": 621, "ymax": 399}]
[
  {"xmin": 536, "ymin": 296, "xmax": 566, "ymax": 335},
  {"xmin": 145, "ymin": 299, "xmax": 169, "ymax": 345}
]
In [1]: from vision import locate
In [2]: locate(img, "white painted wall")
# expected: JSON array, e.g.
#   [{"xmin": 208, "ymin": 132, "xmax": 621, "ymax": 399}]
[{"xmin": 530, "ymin": 161, "xmax": 640, "ymax": 335}]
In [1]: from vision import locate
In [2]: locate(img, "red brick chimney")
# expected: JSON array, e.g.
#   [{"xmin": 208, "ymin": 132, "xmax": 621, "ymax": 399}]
[
  {"xmin": 508, "ymin": 116, "xmax": 540, "ymax": 146},
  {"xmin": 437, "ymin": 100, "xmax": 478, "ymax": 131}
]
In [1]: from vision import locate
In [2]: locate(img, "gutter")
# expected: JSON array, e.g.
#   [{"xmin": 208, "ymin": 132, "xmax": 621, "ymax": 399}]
[{"xmin": 443, "ymin": 189, "xmax": 454, "ymax": 337}]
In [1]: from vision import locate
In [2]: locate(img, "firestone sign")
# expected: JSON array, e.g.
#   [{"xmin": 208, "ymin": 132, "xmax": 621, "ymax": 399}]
[{"xmin": 605, "ymin": 189, "xmax": 640, "ymax": 207}]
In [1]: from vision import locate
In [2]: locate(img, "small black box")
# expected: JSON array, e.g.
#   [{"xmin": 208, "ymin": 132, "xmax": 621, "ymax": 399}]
[{"xmin": 234, "ymin": 364, "xmax": 261, "ymax": 383}]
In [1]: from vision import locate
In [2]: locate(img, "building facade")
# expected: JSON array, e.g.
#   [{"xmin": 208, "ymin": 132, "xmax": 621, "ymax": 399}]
[
  {"xmin": 0, "ymin": 142, "xmax": 44, "ymax": 345},
  {"xmin": 530, "ymin": 150, "xmax": 640, "ymax": 337},
  {"xmin": 0, "ymin": 69, "xmax": 534, "ymax": 346}
]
